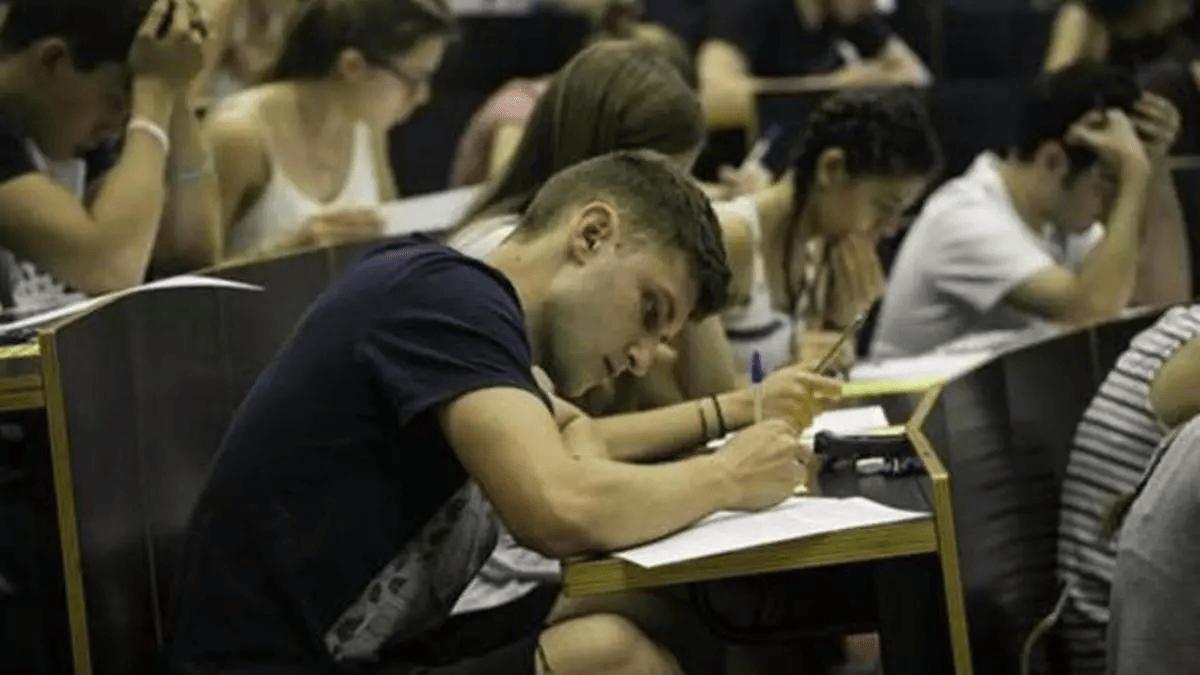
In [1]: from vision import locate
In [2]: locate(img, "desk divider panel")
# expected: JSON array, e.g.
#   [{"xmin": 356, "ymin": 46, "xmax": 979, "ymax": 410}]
[
  {"xmin": 44, "ymin": 242, "xmax": 386, "ymax": 673},
  {"xmin": 42, "ymin": 287, "xmax": 264, "ymax": 673},
  {"xmin": 917, "ymin": 309, "xmax": 1171, "ymax": 673}
]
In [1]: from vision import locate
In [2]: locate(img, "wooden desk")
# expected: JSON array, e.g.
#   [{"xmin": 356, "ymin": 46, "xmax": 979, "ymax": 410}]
[
  {"xmin": 563, "ymin": 386, "xmax": 973, "ymax": 674},
  {"xmin": 0, "ymin": 341, "xmax": 43, "ymax": 411}
]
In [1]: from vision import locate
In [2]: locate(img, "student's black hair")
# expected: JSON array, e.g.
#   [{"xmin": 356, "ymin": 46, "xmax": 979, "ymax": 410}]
[
  {"xmin": 789, "ymin": 89, "xmax": 943, "ymax": 217},
  {"xmin": 515, "ymin": 150, "xmax": 730, "ymax": 319},
  {"xmin": 0, "ymin": 0, "xmax": 148, "ymax": 71},
  {"xmin": 1013, "ymin": 61, "xmax": 1140, "ymax": 177},
  {"xmin": 270, "ymin": 0, "xmax": 455, "ymax": 82},
  {"xmin": 783, "ymin": 89, "xmax": 942, "ymax": 310},
  {"xmin": 459, "ymin": 40, "xmax": 703, "ymax": 225}
]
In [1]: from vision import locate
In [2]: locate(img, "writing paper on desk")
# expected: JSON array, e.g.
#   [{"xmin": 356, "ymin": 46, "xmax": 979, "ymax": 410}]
[
  {"xmin": 704, "ymin": 405, "xmax": 890, "ymax": 451},
  {"xmin": 614, "ymin": 497, "xmax": 927, "ymax": 569},
  {"xmin": 0, "ymin": 275, "xmax": 263, "ymax": 337},
  {"xmin": 805, "ymin": 406, "xmax": 888, "ymax": 437}
]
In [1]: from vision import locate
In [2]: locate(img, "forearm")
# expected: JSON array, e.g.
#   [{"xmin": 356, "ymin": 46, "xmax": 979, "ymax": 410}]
[
  {"xmin": 593, "ymin": 389, "xmax": 753, "ymax": 463},
  {"xmin": 156, "ymin": 96, "xmax": 222, "ymax": 272},
  {"xmin": 1073, "ymin": 162, "xmax": 1150, "ymax": 319},
  {"xmin": 558, "ymin": 452, "xmax": 735, "ymax": 553},
  {"xmin": 825, "ymin": 59, "xmax": 925, "ymax": 88},
  {"xmin": 701, "ymin": 73, "xmax": 755, "ymax": 129},
  {"xmin": 84, "ymin": 80, "xmax": 177, "ymax": 288},
  {"xmin": 1132, "ymin": 166, "xmax": 1191, "ymax": 305}
]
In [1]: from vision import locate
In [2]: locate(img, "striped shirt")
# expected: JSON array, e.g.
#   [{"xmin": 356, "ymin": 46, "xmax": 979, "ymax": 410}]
[{"xmin": 1056, "ymin": 305, "xmax": 1200, "ymax": 674}]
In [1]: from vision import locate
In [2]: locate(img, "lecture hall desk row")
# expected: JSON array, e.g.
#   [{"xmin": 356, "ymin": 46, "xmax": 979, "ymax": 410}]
[{"xmin": 0, "ymin": 234, "xmax": 1169, "ymax": 674}]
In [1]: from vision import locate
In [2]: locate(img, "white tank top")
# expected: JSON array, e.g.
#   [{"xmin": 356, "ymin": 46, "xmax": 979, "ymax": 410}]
[
  {"xmin": 718, "ymin": 196, "xmax": 796, "ymax": 373},
  {"xmin": 227, "ymin": 120, "xmax": 381, "ymax": 256}
]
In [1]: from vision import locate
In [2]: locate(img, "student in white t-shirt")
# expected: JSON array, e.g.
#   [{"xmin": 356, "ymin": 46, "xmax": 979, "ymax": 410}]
[{"xmin": 873, "ymin": 62, "xmax": 1179, "ymax": 358}]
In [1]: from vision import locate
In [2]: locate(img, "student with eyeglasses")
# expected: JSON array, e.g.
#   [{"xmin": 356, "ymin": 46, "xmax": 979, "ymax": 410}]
[{"xmin": 202, "ymin": 0, "xmax": 453, "ymax": 259}]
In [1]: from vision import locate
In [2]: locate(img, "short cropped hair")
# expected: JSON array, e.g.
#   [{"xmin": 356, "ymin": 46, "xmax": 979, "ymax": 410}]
[
  {"xmin": 515, "ymin": 150, "xmax": 730, "ymax": 318},
  {"xmin": 0, "ymin": 0, "xmax": 147, "ymax": 70},
  {"xmin": 1014, "ymin": 62, "xmax": 1140, "ymax": 176}
]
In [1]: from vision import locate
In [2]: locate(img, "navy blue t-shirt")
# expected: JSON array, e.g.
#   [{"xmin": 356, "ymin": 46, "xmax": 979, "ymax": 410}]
[
  {"xmin": 708, "ymin": 0, "xmax": 893, "ymax": 77},
  {"xmin": 168, "ymin": 238, "xmax": 550, "ymax": 671}
]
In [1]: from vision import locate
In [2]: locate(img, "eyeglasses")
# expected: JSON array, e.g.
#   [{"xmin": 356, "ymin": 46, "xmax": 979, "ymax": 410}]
[{"xmin": 367, "ymin": 56, "xmax": 432, "ymax": 91}]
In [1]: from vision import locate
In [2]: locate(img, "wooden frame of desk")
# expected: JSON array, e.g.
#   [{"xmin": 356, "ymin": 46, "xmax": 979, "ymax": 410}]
[{"xmin": 562, "ymin": 385, "xmax": 974, "ymax": 675}]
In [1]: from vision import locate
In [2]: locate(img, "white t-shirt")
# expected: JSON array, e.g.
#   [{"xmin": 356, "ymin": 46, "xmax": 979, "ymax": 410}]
[{"xmin": 872, "ymin": 153, "xmax": 1102, "ymax": 358}]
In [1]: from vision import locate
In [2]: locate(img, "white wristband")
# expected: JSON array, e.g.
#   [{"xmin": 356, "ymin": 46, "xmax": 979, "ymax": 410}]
[{"xmin": 127, "ymin": 117, "xmax": 170, "ymax": 156}]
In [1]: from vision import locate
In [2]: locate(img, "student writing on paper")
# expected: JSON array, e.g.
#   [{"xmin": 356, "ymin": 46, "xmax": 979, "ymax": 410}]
[
  {"xmin": 873, "ymin": 63, "xmax": 1179, "ymax": 358},
  {"xmin": 1056, "ymin": 304, "xmax": 1200, "ymax": 674},
  {"xmin": 717, "ymin": 89, "xmax": 941, "ymax": 375},
  {"xmin": 0, "ymin": 0, "xmax": 218, "ymax": 311},
  {"xmin": 204, "ymin": 0, "xmax": 452, "ymax": 260},
  {"xmin": 697, "ymin": 0, "xmax": 930, "ymax": 129},
  {"xmin": 168, "ymin": 152, "xmax": 817, "ymax": 674}
]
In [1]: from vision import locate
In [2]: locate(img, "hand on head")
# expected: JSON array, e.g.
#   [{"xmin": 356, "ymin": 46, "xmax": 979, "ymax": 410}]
[
  {"xmin": 1131, "ymin": 92, "xmax": 1181, "ymax": 162},
  {"xmin": 1066, "ymin": 107, "xmax": 1149, "ymax": 172},
  {"xmin": 130, "ymin": 0, "xmax": 211, "ymax": 92}
]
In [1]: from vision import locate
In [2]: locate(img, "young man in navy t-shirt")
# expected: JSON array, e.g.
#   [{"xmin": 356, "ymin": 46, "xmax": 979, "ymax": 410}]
[{"xmin": 168, "ymin": 151, "xmax": 812, "ymax": 674}]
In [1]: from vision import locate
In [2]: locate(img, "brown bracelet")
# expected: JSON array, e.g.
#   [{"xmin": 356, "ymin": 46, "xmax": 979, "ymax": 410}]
[{"xmin": 710, "ymin": 394, "xmax": 728, "ymax": 437}]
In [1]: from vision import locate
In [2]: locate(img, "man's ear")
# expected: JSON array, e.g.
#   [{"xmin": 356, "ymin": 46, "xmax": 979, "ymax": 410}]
[
  {"xmin": 814, "ymin": 147, "xmax": 848, "ymax": 189},
  {"xmin": 33, "ymin": 38, "xmax": 73, "ymax": 77},
  {"xmin": 334, "ymin": 47, "xmax": 371, "ymax": 84},
  {"xmin": 567, "ymin": 202, "xmax": 620, "ymax": 264},
  {"xmin": 1036, "ymin": 141, "xmax": 1071, "ymax": 181}
]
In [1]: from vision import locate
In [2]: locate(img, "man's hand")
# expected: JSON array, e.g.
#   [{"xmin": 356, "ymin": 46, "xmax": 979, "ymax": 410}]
[
  {"xmin": 717, "ymin": 161, "xmax": 774, "ymax": 200},
  {"xmin": 130, "ymin": 0, "xmax": 210, "ymax": 94},
  {"xmin": 712, "ymin": 420, "xmax": 807, "ymax": 511},
  {"xmin": 1131, "ymin": 93, "xmax": 1181, "ymax": 163},
  {"xmin": 1067, "ymin": 108, "xmax": 1150, "ymax": 179},
  {"xmin": 760, "ymin": 365, "xmax": 841, "ymax": 430},
  {"xmin": 289, "ymin": 208, "xmax": 385, "ymax": 248},
  {"xmin": 826, "ymin": 234, "xmax": 885, "ymax": 330},
  {"xmin": 796, "ymin": 330, "xmax": 856, "ymax": 375}
]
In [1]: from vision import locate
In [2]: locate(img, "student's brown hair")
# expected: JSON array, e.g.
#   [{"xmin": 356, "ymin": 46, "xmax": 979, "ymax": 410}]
[
  {"xmin": 459, "ymin": 40, "xmax": 704, "ymax": 225},
  {"xmin": 270, "ymin": 0, "xmax": 454, "ymax": 82},
  {"xmin": 516, "ymin": 150, "xmax": 730, "ymax": 319}
]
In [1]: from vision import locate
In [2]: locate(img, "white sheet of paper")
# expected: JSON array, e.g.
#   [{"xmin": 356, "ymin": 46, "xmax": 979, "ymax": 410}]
[
  {"xmin": 0, "ymin": 274, "xmax": 263, "ymax": 336},
  {"xmin": 805, "ymin": 406, "xmax": 889, "ymax": 437},
  {"xmin": 613, "ymin": 496, "xmax": 927, "ymax": 569},
  {"xmin": 705, "ymin": 405, "xmax": 889, "ymax": 451},
  {"xmin": 380, "ymin": 186, "xmax": 482, "ymax": 235},
  {"xmin": 849, "ymin": 351, "xmax": 992, "ymax": 383}
]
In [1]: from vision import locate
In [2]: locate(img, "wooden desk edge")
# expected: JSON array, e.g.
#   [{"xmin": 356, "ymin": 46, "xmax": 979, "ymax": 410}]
[
  {"xmin": 563, "ymin": 518, "xmax": 936, "ymax": 597},
  {"xmin": 37, "ymin": 331, "xmax": 92, "ymax": 674},
  {"xmin": 907, "ymin": 386, "xmax": 974, "ymax": 675}
]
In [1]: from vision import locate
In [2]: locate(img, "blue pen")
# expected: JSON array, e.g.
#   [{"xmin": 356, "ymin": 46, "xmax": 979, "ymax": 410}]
[{"xmin": 751, "ymin": 351, "xmax": 765, "ymax": 424}]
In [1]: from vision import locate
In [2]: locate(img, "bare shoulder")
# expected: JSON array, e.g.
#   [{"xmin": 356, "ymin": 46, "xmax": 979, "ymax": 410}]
[{"xmin": 716, "ymin": 206, "xmax": 756, "ymax": 301}]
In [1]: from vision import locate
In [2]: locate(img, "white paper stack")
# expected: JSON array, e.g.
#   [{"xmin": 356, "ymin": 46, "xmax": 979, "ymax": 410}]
[{"xmin": 614, "ymin": 496, "xmax": 927, "ymax": 568}]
